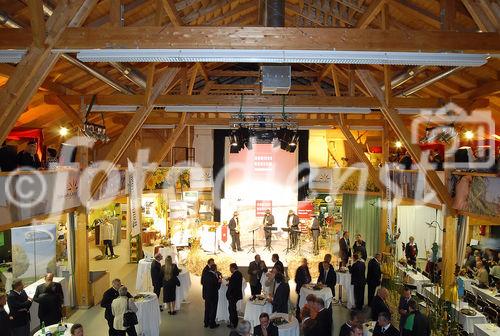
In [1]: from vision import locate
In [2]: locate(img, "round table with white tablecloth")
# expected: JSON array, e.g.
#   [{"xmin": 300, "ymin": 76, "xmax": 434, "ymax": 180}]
[
  {"xmin": 135, "ymin": 293, "xmax": 161, "ymax": 336},
  {"xmin": 474, "ymin": 323, "xmax": 500, "ymax": 336},
  {"xmin": 451, "ymin": 301, "xmax": 488, "ymax": 334},
  {"xmin": 270, "ymin": 313, "xmax": 300, "ymax": 336},
  {"xmin": 216, "ymin": 278, "xmax": 248, "ymax": 322},
  {"xmin": 336, "ymin": 271, "xmax": 355, "ymax": 309},
  {"xmin": 33, "ymin": 323, "xmax": 73, "ymax": 336},
  {"xmin": 298, "ymin": 285, "xmax": 333, "ymax": 309},
  {"xmin": 136, "ymin": 258, "xmax": 154, "ymax": 292},
  {"xmin": 174, "ymin": 268, "xmax": 191, "ymax": 310},
  {"xmin": 244, "ymin": 300, "xmax": 273, "ymax": 329}
]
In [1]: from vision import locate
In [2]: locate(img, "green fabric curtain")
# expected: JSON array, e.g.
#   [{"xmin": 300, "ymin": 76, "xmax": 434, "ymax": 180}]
[{"xmin": 341, "ymin": 194, "xmax": 381, "ymax": 258}]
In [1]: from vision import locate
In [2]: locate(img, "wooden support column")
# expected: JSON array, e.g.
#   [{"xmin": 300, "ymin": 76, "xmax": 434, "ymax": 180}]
[
  {"xmin": 440, "ymin": 0, "xmax": 456, "ymax": 31},
  {"xmin": 74, "ymin": 207, "xmax": 91, "ymax": 307},
  {"xmin": 152, "ymin": 112, "xmax": 188, "ymax": 164},
  {"xmin": 442, "ymin": 215, "xmax": 458, "ymax": 301},
  {"xmin": 27, "ymin": 0, "xmax": 47, "ymax": 48}
]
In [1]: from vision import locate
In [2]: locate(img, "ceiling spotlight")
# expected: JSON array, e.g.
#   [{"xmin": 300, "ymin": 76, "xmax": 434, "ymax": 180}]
[
  {"xmin": 230, "ymin": 131, "xmax": 238, "ymax": 146},
  {"xmin": 464, "ymin": 130, "xmax": 474, "ymax": 140},
  {"xmin": 59, "ymin": 127, "xmax": 69, "ymax": 137},
  {"xmin": 395, "ymin": 141, "xmax": 403, "ymax": 148}
]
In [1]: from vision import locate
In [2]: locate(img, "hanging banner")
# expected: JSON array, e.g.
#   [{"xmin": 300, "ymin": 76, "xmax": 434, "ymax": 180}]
[
  {"xmin": 128, "ymin": 161, "xmax": 141, "ymax": 237},
  {"xmin": 297, "ymin": 201, "xmax": 314, "ymax": 219}
]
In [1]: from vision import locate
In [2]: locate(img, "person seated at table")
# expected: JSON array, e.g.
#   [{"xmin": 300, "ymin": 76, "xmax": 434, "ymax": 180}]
[
  {"xmin": 402, "ymin": 300, "xmax": 430, "ymax": 336},
  {"xmin": 339, "ymin": 310, "xmax": 360, "ymax": 336},
  {"xmin": 70, "ymin": 323, "xmax": 84, "ymax": 336},
  {"xmin": 490, "ymin": 264, "xmax": 500, "ymax": 280},
  {"xmin": 350, "ymin": 324, "xmax": 364, "ymax": 336},
  {"xmin": 248, "ymin": 255, "xmax": 268, "ymax": 297},
  {"xmin": 317, "ymin": 254, "xmax": 336, "ymax": 299},
  {"xmin": 253, "ymin": 312, "xmax": 278, "ymax": 336},
  {"xmin": 301, "ymin": 294, "xmax": 318, "ymax": 320},
  {"xmin": 162, "ymin": 256, "xmax": 180, "ymax": 315},
  {"xmin": 227, "ymin": 263, "xmax": 243, "ymax": 329},
  {"xmin": 398, "ymin": 287, "xmax": 412, "ymax": 332},
  {"xmin": 301, "ymin": 306, "xmax": 318, "ymax": 336},
  {"xmin": 314, "ymin": 297, "xmax": 332, "ymax": 336},
  {"xmin": 268, "ymin": 273, "xmax": 289, "ymax": 314},
  {"xmin": 405, "ymin": 236, "xmax": 418, "ymax": 267},
  {"xmin": 475, "ymin": 260, "xmax": 489, "ymax": 288},
  {"xmin": 150, "ymin": 253, "xmax": 164, "ymax": 311},
  {"xmin": 373, "ymin": 311, "xmax": 399, "ymax": 336},
  {"xmin": 294, "ymin": 258, "xmax": 311, "ymax": 320},
  {"xmin": 33, "ymin": 272, "xmax": 64, "ymax": 326},
  {"xmin": 370, "ymin": 287, "xmax": 391, "ymax": 321},
  {"xmin": 111, "ymin": 286, "xmax": 138, "ymax": 336},
  {"xmin": 229, "ymin": 320, "xmax": 251, "ymax": 336}
]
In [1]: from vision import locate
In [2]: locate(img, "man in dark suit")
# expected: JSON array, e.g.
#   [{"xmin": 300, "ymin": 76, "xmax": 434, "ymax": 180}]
[
  {"xmin": 0, "ymin": 292, "xmax": 12, "ymax": 335},
  {"xmin": 404, "ymin": 236, "xmax": 418, "ymax": 267},
  {"xmin": 17, "ymin": 140, "xmax": 41, "ymax": 169},
  {"xmin": 263, "ymin": 209, "xmax": 275, "ymax": 248},
  {"xmin": 310, "ymin": 214, "xmax": 320, "ymax": 255},
  {"xmin": 7, "ymin": 279, "xmax": 32, "ymax": 336},
  {"xmin": 203, "ymin": 263, "xmax": 221, "ymax": 329},
  {"xmin": 150, "ymin": 253, "xmax": 164, "ymax": 311},
  {"xmin": 227, "ymin": 263, "xmax": 243, "ymax": 328},
  {"xmin": 370, "ymin": 287, "xmax": 391, "ymax": 321},
  {"xmin": 352, "ymin": 234, "xmax": 367, "ymax": 261},
  {"xmin": 349, "ymin": 253, "xmax": 366, "ymax": 310},
  {"xmin": 295, "ymin": 258, "xmax": 311, "ymax": 319},
  {"xmin": 0, "ymin": 142, "xmax": 18, "ymax": 172},
  {"xmin": 272, "ymin": 254, "xmax": 284, "ymax": 275},
  {"xmin": 33, "ymin": 272, "xmax": 64, "ymax": 326},
  {"xmin": 201, "ymin": 258, "xmax": 215, "ymax": 327},
  {"xmin": 373, "ymin": 311, "xmax": 399, "ymax": 336},
  {"xmin": 101, "ymin": 278, "xmax": 130, "ymax": 336},
  {"xmin": 338, "ymin": 310, "xmax": 359, "ymax": 336},
  {"xmin": 248, "ymin": 254, "xmax": 268, "ymax": 296},
  {"xmin": 314, "ymin": 298, "xmax": 332, "ymax": 336},
  {"xmin": 317, "ymin": 254, "xmax": 336, "ymax": 298},
  {"xmin": 402, "ymin": 300, "xmax": 430, "ymax": 336},
  {"xmin": 228, "ymin": 211, "xmax": 242, "ymax": 252},
  {"xmin": 253, "ymin": 312, "xmax": 279, "ymax": 336},
  {"xmin": 269, "ymin": 273, "xmax": 289, "ymax": 313},
  {"xmin": 367, "ymin": 253, "xmax": 382, "ymax": 306},
  {"xmin": 398, "ymin": 287, "xmax": 412, "ymax": 331},
  {"xmin": 286, "ymin": 210, "xmax": 300, "ymax": 249},
  {"xmin": 339, "ymin": 231, "xmax": 351, "ymax": 266}
]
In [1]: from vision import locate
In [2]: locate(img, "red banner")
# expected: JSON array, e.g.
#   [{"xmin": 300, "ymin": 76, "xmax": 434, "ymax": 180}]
[
  {"xmin": 256, "ymin": 200, "xmax": 272, "ymax": 217},
  {"xmin": 297, "ymin": 201, "xmax": 314, "ymax": 219}
]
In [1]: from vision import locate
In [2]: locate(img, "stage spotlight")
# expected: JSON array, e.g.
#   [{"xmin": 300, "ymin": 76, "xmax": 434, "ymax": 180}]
[{"xmin": 464, "ymin": 130, "xmax": 474, "ymax": 140}]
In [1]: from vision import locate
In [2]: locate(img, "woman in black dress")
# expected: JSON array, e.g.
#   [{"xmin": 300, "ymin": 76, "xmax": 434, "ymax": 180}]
[{"xmin": 162, "ymin": 256, "xmax": 180, "ymax": 315}]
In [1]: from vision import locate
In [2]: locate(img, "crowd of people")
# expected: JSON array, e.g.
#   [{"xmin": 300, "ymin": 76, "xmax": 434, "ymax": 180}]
[
  {"xmin": 461, "ymin": 245, "xmax": 500, "ymax": 288},
  {"xmin": 0, "ymin": 272, "xmax": 84, "ymax": 336},
  {"xmin": 0, "ymin": 141, "xmax": 44, "ymax": 171}
]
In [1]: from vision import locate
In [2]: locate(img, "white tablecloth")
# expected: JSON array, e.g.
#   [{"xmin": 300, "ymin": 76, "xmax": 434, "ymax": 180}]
[
  {"xmin": 136, "ymin": 259, "xmax": 154, "ymax": 292},
  {"xmin": 458, "ymin": 276, "xmax": 477, "ymax": 292},
  {"xmin": 135, "ymin": 293, "xmax": 161, "ymax": 336},
  {"xmin": 33, "ymin": 323, "xmax": 73, "ymax": 336},
  {"xmin": 336, "ymin": 272, "xmax": 355, "ymax": 309},
  {"xmin": 216, "ymin": 279, "xmax": 247, "ymax": 322},
  {"xmin": 261, "ymin": 273, "xmax": 272, "ymax": 295},
  {"xmin": 396, "ymin": 265, "xmax": 432, "ymax": 292},
  {"xmin": 472, "ymin": 286, "xmax": 500, "ymax": 307},
  {"xmin": 244, "ymin": 301, "xmax": 273, "ymax": 329},
  {"xmin": 474, "ymin": 323, "xmax": 500, "ymax": 336},
  {"xmin": 298, "ymin": 286, "xmax": 333, "ymax": 309},
  {"xmin": 363, "ymin": 321, "xmax": 376, "ymax": 336},
  {"xmin": 270, "ymin": 313, "xmax": 300, "ymax": 336},
  {"xmin": 174, "ymin": 269, "xmax": 191, "ymax": 310},
  {"xmin": 450, "ymin": 302, "xmax": 488, "ymax": 334}
]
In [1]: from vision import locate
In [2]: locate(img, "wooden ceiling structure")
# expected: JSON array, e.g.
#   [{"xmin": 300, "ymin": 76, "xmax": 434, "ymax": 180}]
[{"xmin": 0, "ymin": 0, "xmax": 499, "ymax": 150}]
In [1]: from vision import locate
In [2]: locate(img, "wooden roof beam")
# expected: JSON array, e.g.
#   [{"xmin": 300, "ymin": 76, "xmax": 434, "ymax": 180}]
[
  {"xmin": 389, "ymin": 0, "xmax": 441, "ymax": 29},
  {"xmin": 461, "ymin": 0, "xmax": 497, "ymax": 32},
  {"xmin": 356, "ymin": 0, "xmax": 386, "ymax": 28},
  {"xmin": 452, "ymin": 80, "xmax": 500, "ymax": 98},
  {"xmin": 356, "ymin": 69, "xmax": 455, "ymax": 211},
  {"xmin": 162, "ymin": 0, "xmax": 183, "ymax": 26},
  {"xmin": 27, "ymin": 0, "xmax": 47, "ymax": 48},
  {"xmin": 205, "ymin": 0, "xmax": 256, "ymax": 26}
]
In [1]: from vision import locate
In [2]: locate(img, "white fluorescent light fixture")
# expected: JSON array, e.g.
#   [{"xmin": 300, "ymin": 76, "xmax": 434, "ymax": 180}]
[
  {"xmin": 142, "ymin": 124, "xmax": 176, "ymax": 129},
  {"xmin": 164, "ymin": 105, "xmax": 371, "ymax": 114},
  {"xmin": 89, "ymin": 105, "xmax": 140, "ymax": 112},
  {"xmin": 0, "ymin": 50, "xmax": 26, "ymax": 63},
  {"xmin": 76, "ymin": 49, "xmax": 489, "ymax": 66}
]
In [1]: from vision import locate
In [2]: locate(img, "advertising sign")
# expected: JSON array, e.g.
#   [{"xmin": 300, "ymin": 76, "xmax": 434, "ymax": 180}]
[{"xmin": 255, "ymin": 200, "xmax": 272, "ymax": 217}]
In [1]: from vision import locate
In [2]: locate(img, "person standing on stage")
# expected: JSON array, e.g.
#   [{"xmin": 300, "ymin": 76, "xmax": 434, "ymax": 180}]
[
  {"xmin": 339, "ymin": 231, "xmax": 351, "ymax": 267},
  {"xmin": 349, "ymin": 253, "xmax": 366, "ymax": 310},
  {"xmin": 317, "ymin": 254, "xmax": 336, "ymax": 298},
  {"xmin": 367, "ymin": 253, "xmax": 382, "ymax": 306},
  {"xmin": 229, "ymin": 211, "xmax": 242, "ymax": 252},
  {"xmin": 287, "ymin": 210, "xmax": 300, "ymax": 249},
  {"xmin": 203, "ymin": 263, "xmax": 221, "ymax": 329},
  {"xmin": 310, "ymin": 214, "xmax": 320, "ymax": 255},
  {"xmin": 248, "ymin": 255, "xmax": 268, "ymax": 296},
  {"xmin": 352, "ymin": 234, "xmax": 367, "ymax": 261},
  {"xmin": 263, "ymin": 209, "xmax": 275, "ymax": 248},
  {"xmin": 150, "ymin": 253, "xmax": 164, "ymax": 311},
  {"xmin": 227, "ymin": 263, "xmax": 243, "ymax": 328},
  {"xmin": 405, "ymin": 236, "xmax": 418, "ymax": 267},
  {"xmin": 294, "ymin": 258, "xmax": 311, "ymax": 319}
]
